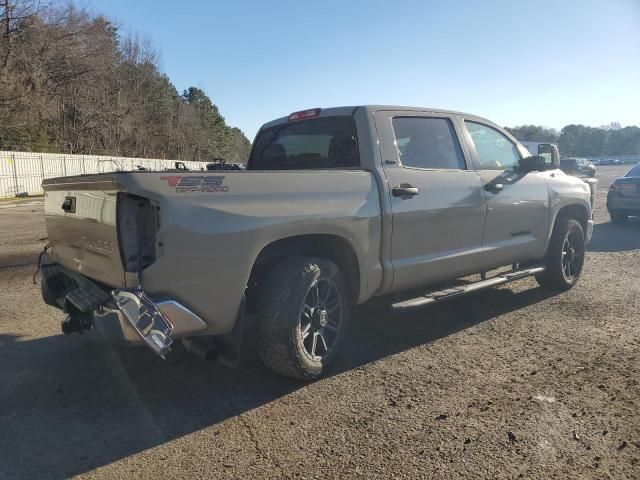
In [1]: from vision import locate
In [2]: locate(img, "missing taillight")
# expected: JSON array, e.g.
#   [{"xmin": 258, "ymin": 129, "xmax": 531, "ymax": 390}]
[{"xmin": 117, "ymin": 193, "xmax": 158, "ymax": 273}]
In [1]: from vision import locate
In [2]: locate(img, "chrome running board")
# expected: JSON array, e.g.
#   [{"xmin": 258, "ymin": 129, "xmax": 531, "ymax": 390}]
[{"xmin": 390, "ymin": 266, "xmax": 545, "ymax": 313}]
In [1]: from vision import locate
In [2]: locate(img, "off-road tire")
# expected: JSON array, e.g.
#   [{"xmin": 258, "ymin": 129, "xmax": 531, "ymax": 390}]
[
  {"xmin": 536, "ymin": 217, "xmax": 585, "ymax": 291},
  {"xmin": 610, "ymin": 211, "xmax": 627, "ymax": 224},
  {"xmin": 257, "ymin": 257, "xmax": 350, "ymax": 380}
]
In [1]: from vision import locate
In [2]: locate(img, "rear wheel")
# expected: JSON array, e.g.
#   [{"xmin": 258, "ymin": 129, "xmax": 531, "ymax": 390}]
[
  {"xmin": 536, "ymin": 217, "xmax": 585, "ymax": 291},
  {"xmin": 610, "ymin": 211, "xmax": 628, "ymax": 224},
  {"xmin": 257, "ymin": 257, "xmax": 349, "ymax": 379}
]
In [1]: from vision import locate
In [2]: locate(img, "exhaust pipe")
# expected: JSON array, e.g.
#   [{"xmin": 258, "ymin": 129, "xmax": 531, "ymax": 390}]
[{"xmin": 182, "ymin": 337, "xmax": 217, "ymax": 361}]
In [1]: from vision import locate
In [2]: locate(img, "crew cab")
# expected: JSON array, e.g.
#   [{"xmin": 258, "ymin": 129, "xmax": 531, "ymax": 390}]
[{"xmin": 40, "ymin": 106, "xmax": 595, "ymax": 379}]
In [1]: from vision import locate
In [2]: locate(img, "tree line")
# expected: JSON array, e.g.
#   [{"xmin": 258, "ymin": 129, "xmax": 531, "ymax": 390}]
[
  {"xmin": 0, "ymin": 1, "xmax": 251, "ymax": 163},
  {"xmin": 506, "ymin": 122, "xmax": 640, "ymax": 158}
]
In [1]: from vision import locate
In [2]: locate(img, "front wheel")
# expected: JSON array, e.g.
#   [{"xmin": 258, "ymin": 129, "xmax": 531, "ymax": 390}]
[
  {"xmin": 256, "ymin": 257, "xmax": 349, "ymax": 380},
  {"xmin": 536, "ymin": 217, "xmax": 585, "ymax": 291}
]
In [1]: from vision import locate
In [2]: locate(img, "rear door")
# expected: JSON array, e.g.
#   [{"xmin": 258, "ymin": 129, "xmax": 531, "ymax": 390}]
[
  {"xmin": 458, "ymin": 119, "xmax": 550, "ymax": 269},
  {"xmin": 374, "ymin": 111, "xmax": 486, "ymax": 291}
]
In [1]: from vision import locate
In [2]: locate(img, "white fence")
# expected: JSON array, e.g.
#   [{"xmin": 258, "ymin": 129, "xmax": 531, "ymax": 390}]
[{"xmin": 0, "ymin": 151, "xmax": 207, "ymax": 197}]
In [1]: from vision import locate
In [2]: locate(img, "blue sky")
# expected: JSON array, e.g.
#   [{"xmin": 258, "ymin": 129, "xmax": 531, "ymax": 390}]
[{"xmin": 89, "ymin": 0, "xmax": 640, "ymax": 140}]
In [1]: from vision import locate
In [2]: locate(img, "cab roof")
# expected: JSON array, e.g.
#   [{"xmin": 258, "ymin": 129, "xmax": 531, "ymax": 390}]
[{"xmin": 258, "ymin": 105, "xmax": 495, "ymax": 132}]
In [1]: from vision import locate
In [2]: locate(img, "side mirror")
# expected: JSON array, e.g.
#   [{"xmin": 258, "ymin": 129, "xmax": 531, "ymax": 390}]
[
  {"xmin": 537, "ymin": 143, "xmax": 560, "ymax": 169},
  {"xmin": 519, "ymin": 155, "xmax": 547, "ymax": 172}
]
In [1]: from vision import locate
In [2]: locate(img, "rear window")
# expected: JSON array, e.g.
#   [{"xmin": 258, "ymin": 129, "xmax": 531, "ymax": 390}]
[
  {"xmin": 626, "ymin": 163, "xmax": 640, "ymax": 177},
  {"xmin": 248, "ymin": 116, "xmax": 360, "ymax": 170}
]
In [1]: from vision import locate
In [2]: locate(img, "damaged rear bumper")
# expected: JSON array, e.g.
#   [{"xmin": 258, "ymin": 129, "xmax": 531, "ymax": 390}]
[
  {"xmin": 40, "ymin": 262, "xmax": 207, "ymax": 357},
  {"xmin": 110, "ymin": 288, "xmax": 173, "ymax": 357}
]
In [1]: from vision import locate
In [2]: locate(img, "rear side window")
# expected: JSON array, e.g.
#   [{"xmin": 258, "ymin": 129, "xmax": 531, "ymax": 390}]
[
  {"xmin": 249, "ymin": 116, "xmax": 359, "ymax": 170},
  {"xmin": 392, "ymin": 117, "xmax": 465, "ymax": 170},
  {"xmin": 465, "ymin": 121, "xmax": 521, "ymax": 170}
]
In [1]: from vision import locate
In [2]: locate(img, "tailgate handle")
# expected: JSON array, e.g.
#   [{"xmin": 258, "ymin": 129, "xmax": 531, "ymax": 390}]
[{"xmin": 61, "ymin": 196, "xmax": 76, "ymax": 213}]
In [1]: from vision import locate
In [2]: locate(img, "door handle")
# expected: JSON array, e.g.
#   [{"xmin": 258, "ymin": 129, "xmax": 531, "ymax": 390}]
[
  {"xmin": 392, "ymin": 184, "xmax": 419, "ymax": 198},
  {"xmin": 485, "ymin": 183, "xmax": 504, "ymax": 193}
]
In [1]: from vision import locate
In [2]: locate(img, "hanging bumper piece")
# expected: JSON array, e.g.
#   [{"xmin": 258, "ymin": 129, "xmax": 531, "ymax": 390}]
[{"xmin": 111, "ymin": 288, "xmax": 174, "ymax": 358}]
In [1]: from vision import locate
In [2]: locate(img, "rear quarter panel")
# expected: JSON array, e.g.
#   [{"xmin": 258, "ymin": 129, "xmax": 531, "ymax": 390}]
[{"xmin": 121, "ymin": 170, "xmax": 383, "ymax": 335}]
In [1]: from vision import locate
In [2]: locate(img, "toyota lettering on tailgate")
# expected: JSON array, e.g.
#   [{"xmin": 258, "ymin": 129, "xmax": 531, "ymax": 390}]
[{"xmin": 160, "ymin": 175, "xmax": 229, "ymax": 193}]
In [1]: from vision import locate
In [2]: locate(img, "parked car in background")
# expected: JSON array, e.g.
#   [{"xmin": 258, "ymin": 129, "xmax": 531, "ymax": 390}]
[
  {"xmin": 607, "ymin": 163, "xmax": 640, "ymax": 224},
  {"xmin": 560, "ymin": 158, "xmax": 596, "ymax": 178},
  {"xmin": 599, "ymin": 158, "xmax": 622, "ymax": 166}
]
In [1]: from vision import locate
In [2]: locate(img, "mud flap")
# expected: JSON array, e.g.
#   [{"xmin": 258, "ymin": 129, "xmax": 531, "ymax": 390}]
[
  {"xmin": 215, "ymin": 295, "xmax": 246, "ymax": 367},
  {"xmin": 111, "ymin": 288, "xmax": 174, "ymax": 358}
]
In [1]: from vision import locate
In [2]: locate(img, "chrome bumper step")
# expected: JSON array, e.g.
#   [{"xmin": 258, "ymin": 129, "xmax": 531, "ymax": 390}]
[{"xmin": 111, "ymin": 288, "xmax": 174, "ymax": 358}]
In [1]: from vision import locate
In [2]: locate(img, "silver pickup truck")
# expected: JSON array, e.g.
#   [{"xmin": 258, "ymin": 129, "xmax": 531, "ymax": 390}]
[{"xmin": 40, "ymin": 106, "xmax": 595, "ymax": 379}]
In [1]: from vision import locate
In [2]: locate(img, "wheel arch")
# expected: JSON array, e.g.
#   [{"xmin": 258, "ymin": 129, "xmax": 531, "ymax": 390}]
[
  {"xmin": 555, "ymin": 203, "xmax": 589, "ymax": 233},
  {"xmin": 543, "ymin": 202, "xmax": 589, "ymax": 254},
  {"xmin": 247, "ymin": 234, "xmax": 361, "ymax": 310}
]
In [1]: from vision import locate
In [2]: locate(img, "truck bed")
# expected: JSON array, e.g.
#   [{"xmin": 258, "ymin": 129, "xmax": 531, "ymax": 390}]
[{"xmin": 42, "ymin": 170, "xmax": 383, "ymax": 334}]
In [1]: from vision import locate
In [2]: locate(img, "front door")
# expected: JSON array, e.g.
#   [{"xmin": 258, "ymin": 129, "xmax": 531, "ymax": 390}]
[
  {"xmin": 375, "ymin": 111, "xmax": 487, "ymax": 292},
  {"xmin": 459, "ymin": 119, "xmax": 550, "ymax": 269}
]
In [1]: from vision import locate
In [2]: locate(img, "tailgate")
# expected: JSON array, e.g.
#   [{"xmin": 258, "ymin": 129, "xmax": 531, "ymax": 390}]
[{"xmin": 43, "ymin": 174, "xmax": 126, "ymax": 287}]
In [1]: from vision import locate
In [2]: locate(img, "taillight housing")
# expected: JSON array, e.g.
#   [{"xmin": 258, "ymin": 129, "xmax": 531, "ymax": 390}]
[{"xmin": 117, "ymin": 193, "xmax": 158, "ymax": 273}]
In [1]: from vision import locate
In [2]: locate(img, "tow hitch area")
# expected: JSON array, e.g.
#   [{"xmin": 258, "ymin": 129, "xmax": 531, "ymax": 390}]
[{"xmin": 111, "ymin": 288, "xmax": 174, "ymax": 358}]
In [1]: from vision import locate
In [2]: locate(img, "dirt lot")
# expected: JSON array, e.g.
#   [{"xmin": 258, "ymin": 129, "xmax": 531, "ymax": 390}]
[{"xmin": 1, "ymin": 166, "xmax": 638, "ymax": 479}]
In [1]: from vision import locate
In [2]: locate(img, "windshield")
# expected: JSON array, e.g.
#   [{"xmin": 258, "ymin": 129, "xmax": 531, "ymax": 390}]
[{"xmin": 248, "ymin": 116, "xmax": 360, "ymax": 170}]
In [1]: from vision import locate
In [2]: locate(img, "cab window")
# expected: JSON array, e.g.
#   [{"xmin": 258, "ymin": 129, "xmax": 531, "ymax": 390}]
[
  {"xmin": 392, "ymin": 117, "xmax": 465, "ymax": 170},
  {"xmin": 465, "ymin": 121, "xmax": 520, "ymax": 170},
  {"xmin": 248, "ymin": 116, "xmax": 359, "ymax": 170}
]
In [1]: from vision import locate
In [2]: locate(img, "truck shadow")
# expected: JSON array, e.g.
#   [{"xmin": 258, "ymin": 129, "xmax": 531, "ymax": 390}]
[
  {"xmin": 587, "ymin": 218, "xmax": 640, "ymax": 253},
  {"xmin": 0, "ymin": 286, "xmax": 556, "ymax": 479}
]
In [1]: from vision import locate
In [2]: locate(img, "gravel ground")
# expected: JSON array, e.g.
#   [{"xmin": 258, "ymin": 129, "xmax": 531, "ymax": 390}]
[{"xmin": 0, "ymin": 166, "xmax": 638, "ymax": 479}]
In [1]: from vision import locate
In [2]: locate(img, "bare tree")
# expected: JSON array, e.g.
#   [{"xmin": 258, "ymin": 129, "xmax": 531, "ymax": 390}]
[{"xmin": 0, "ymin": 1, "xmax": 252, "ymax": 160}]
